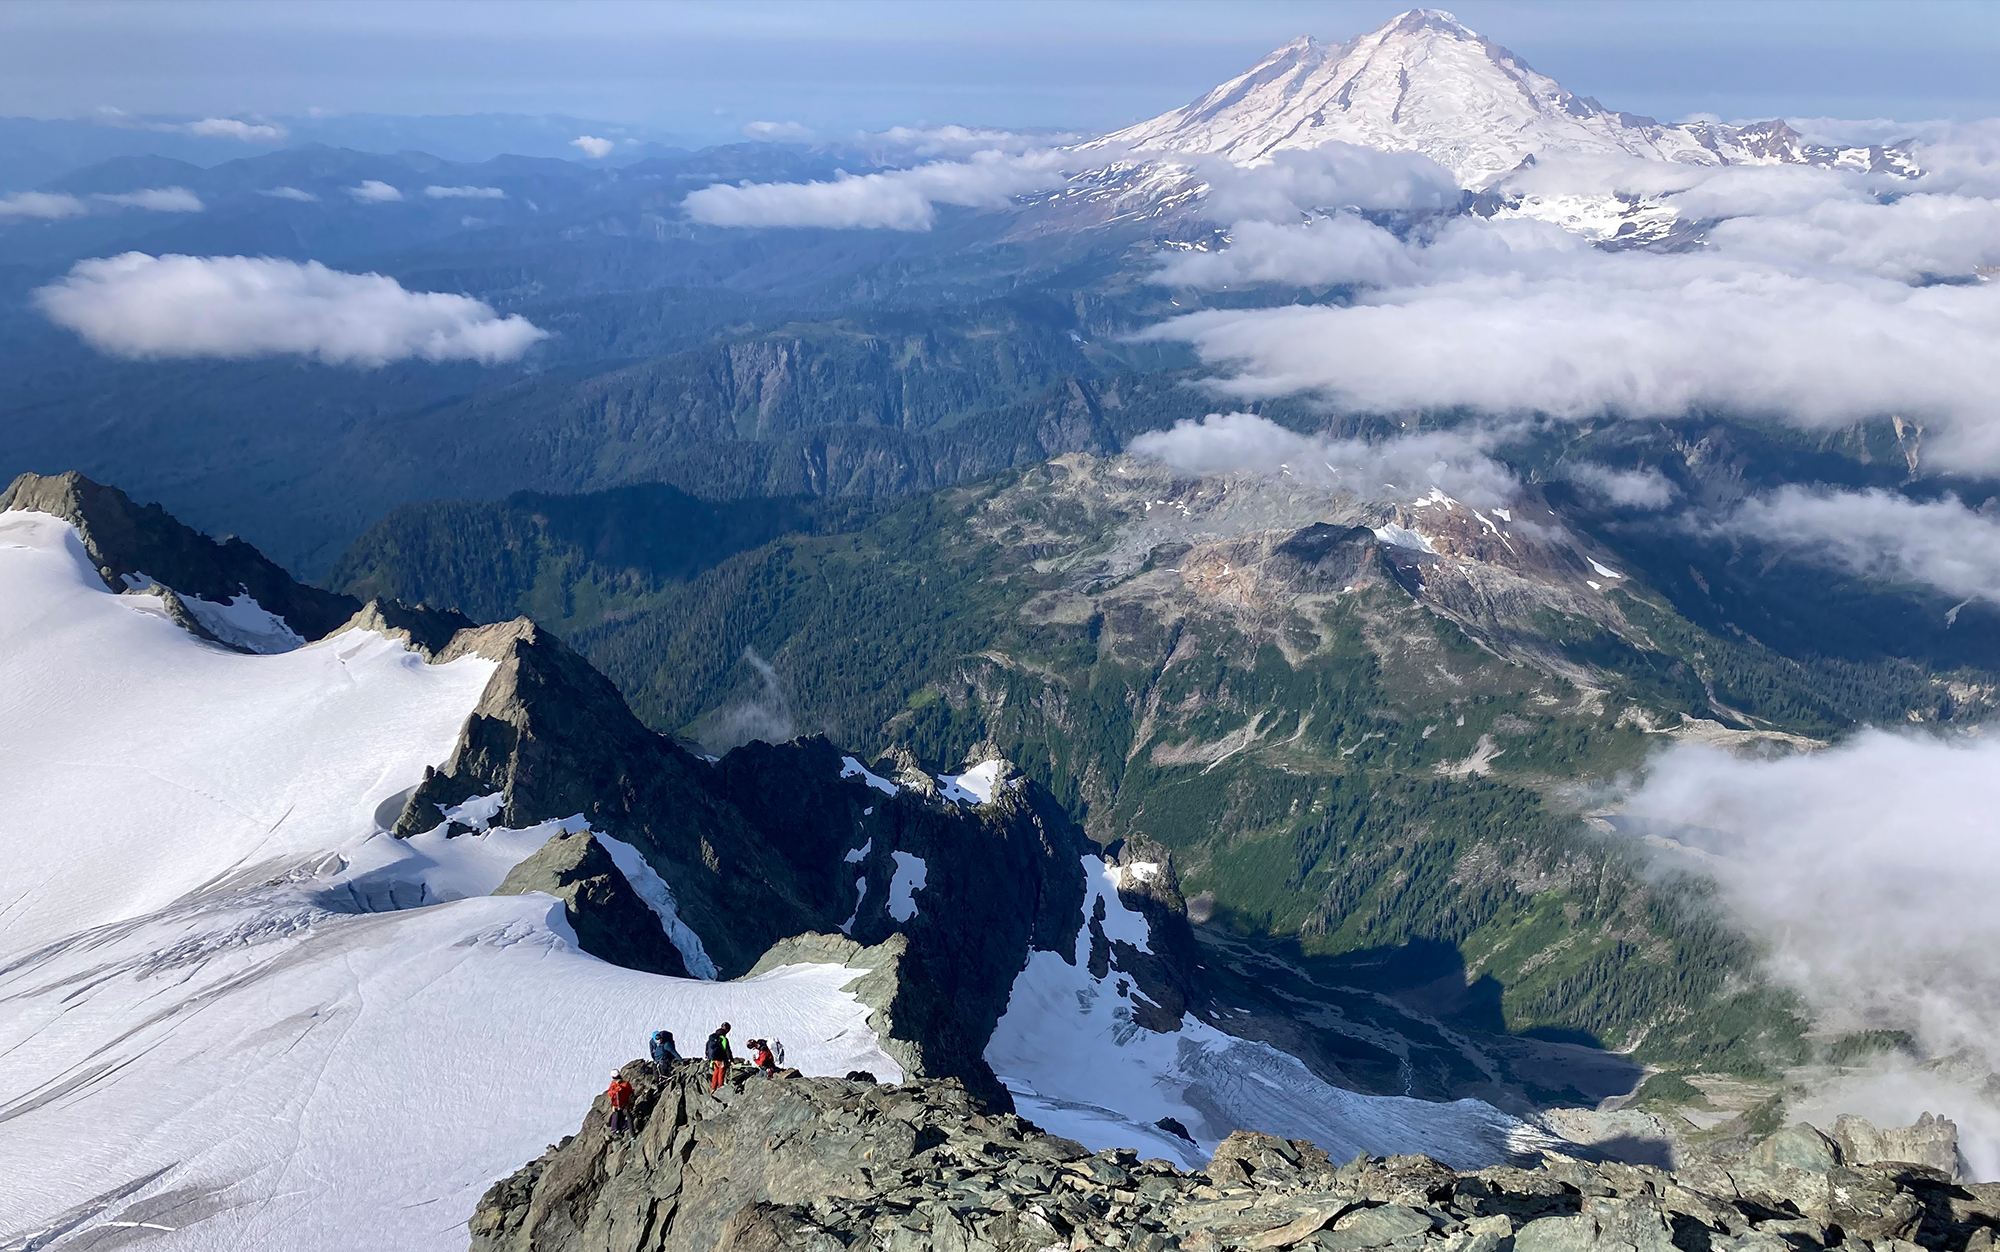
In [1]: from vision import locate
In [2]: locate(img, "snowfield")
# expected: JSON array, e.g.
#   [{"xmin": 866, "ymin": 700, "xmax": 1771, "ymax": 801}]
[
  {"xmin": 985, "ymin": 859, "xmax": 1561, "ymax": 1173},
  {"xmin": 0, "ymin": 512, "xmax": 897, "ymax": 1251}
]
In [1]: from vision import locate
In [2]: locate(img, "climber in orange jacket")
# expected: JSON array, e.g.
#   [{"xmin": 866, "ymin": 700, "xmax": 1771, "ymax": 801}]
[{"xmin": 605, "ymin": 1073, "xmax": 635, "ymax": 1136}]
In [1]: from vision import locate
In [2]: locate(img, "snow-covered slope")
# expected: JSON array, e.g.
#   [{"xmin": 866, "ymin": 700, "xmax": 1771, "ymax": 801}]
[
  {"xmin": 0, "ymin": 511, "xmax": 896, "ymax": 1251},
  {"xmin": 985, "ymin": 855, "xmax": 1560, "ymax": 1173},
  {"xmin": 1103, "ymin": 8, "xmax": 1912, "ymax": 189}
]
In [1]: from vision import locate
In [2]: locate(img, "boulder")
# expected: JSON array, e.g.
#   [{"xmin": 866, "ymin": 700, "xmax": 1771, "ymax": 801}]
[{"xmin": 1834, "ymin": 1112, "xmax": 1961, "ymax": 1178}]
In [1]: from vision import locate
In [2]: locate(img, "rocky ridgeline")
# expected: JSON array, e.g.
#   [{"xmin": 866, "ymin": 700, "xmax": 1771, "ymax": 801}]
[{"xmin": 470, "ymin": 1064, "xmax": 1997, "ymax": 1252}]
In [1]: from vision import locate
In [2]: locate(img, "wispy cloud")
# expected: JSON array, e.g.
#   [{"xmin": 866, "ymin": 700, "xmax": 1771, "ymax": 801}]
[
  {"xmin": 684, "ymin": 148, "xmax": 1074, "ymax": 231},
  {"xmin": 259, "ymin": 186, "xmax": 318, "ymax": 202},
  {"xmin": 742, "ymin": 120, "xmax": 813, "ymax": 142},
  {"xmin": 422, "ymin": 185, "xmax": 506, "ymax": 200},
  {"xmin": 1629, "ymin": 729, "xmax": 2000, "ymax": 1177},
  {"xmin": 168, "ymin": 117, "xmax": 287, "ymax": 143},
  {"xmin": 0, "ymin": 191, "xmax": 87, "ymax": 219},
  {"xmin": 1126, "ymin": 411, "xmax": 1518, "ymax": 508},
  {"xmin": 34, "ymin": 253, "xmax": 548, "ymax": 367},
  {"xmin": 1559, "ymin": 462, "xmax": 1679, "ymax": 509},
  {"xmin": 1196, "ymin": 143, "xmax": 1462, "ymax": 222},
  {"xmin": 1141, "ymin": 249, "xmax": 2000, "ymax": 472},
  {"xmin": 1134, "ymin": 128, "xmax": 2000, "ymax": 473},
  {"xmin": 570, "ymin": 135, "xmax": 614, "ymax": 159},
  {"xmin": 93, "ymin": 187, "xmax": 204, "ymax": 212},
  {"xmin": 1711, "ymin": 486, "xmax": 2000, "ymax": 606},
  {"xmin": 345, "ymin": 180, "xmax": 403, "ymax": 203}
]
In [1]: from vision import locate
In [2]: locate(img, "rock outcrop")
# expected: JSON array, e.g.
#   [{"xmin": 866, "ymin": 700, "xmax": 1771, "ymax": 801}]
[
  {"xmin": 471, "ymin": 1065, "xmax": 2000, "ymax": 1252},
  {"xmin": 1, "ymin": 470, "xmax": 360, "ymax": 641},
  {"xmin": 494, "ymin": 829, "xmax": 691, "ymax": 978},
  {"xmin": 389, "ymin": 618, "xmax": 832, "ymax": 978}
]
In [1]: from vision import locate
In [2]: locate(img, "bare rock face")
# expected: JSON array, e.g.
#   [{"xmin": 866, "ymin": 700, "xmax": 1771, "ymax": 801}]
[
  {"xmin": 470, "ymin": 1068, "xmax": 2000, "ymax": 1252},
  {"xmin": 387, "ymin": 619, "xmax": 831, "ymax": 979}
]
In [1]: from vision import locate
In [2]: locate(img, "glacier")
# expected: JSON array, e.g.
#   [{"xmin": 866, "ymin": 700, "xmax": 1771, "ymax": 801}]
[{"xmin": 0, "ymin": 511, "xmax": 897, "ymax": 1251}]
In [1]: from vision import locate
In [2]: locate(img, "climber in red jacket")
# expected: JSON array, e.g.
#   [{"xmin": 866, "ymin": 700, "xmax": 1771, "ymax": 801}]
[{"xmin": 606, "ymin": 1073, "xmax": 635, "ymax": 1137}]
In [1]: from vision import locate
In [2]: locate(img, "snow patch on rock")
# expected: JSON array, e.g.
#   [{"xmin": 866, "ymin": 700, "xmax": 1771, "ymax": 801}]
[
  {"xmin": 887, "ymin": 850, "xmax": 927, "ymax": 921},
  {"xmin": 840, "ymin": 754, "xmax": 899, "ymax": 796},
  {"xmin": 1373, "ymin": 522, "xmax": 1438, "ymax": 554},
  {"xmin": 597, "ymin": 831, "xmax": 719, "ymax": 980},
  {"xmin": 938, "ymin": 758, "xmax": 1016, "ymax": 806}
]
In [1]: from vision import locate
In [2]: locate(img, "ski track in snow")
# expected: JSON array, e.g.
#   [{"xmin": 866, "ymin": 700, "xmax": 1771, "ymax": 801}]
[{"xmin": 0, "ymin": 512, "xmax": 896, "ymax": 1252}]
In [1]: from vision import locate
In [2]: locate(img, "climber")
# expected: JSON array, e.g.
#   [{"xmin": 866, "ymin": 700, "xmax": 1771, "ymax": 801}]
[
  {"xmin": 649, "ymin": 1028, "xmax": 681, "ymax": 1077},
  {"xmin": 705, "ymin": 1022, "xmax": 733, "ymax": 1091},
  {"xmin": 605, "ymin": 1073, "xmax": 635, "ymax": 1137},
  {"xmin": 751, "ymin": 1038, "xmax": 776, "ymax": 1075}
]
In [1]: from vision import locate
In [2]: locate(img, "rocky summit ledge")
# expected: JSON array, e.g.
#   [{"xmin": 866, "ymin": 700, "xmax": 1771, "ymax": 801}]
[{"xmin": 470, "ymin": 1063, "xmax": 2000, "ymax": 1252}]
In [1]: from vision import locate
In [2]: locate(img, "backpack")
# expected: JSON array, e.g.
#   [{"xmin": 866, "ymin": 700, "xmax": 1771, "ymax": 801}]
[{"xmin": 704, "ymin": 1032, "xmax": 728, "ymax": 1062}]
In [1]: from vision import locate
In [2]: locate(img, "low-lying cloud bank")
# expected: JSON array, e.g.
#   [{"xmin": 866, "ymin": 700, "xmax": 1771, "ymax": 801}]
[
  {"xmin": 0, "ymin": 191, "xmax": 87, "ymax": 219},
  {"xmin": 34, "ymin": 253, "xmax": 548, "ymax": 367},
  {"xmin": 684, "ymin": 148, "xmax": 1077, "ymax": 231},
  {"xmin": 1142, "ymin": 260, "xmax": 2000, "ymax": 470},
  {"xmin": 1714, "ymin": 486, "xmax": 2000, "ymax": 607},
  {"xmin": 159, "ymin": 117, "xmax": 286, "ymax": 143},
  {"xmin": 423, "ymin": 185, "xmax": 506, "ymax": 200},
  {"xmin": 93, "ymin": 187, "xmax": 204, "ymax": 212},
  {"xmin": 0, "ymin": 187, "xmax": 205, "ymax": 218},
  {"xmin": 1194, "ymin": 144, "xmax": 1464, "ymax": 222},
  {"xmin": 345, "ymin": 180, "xmax": 403, "ymax": 203},
  {"xmin": 1127, "ymin": 411, "xmax": 1518, "ymax": 508},
  {"xmin": 1629, "ymin": 730, "xmax": 2000, "ymax": 1178},
  {"xmin": 1141, "ymin": 124, "xmax": 2000, "ymax": 474}
]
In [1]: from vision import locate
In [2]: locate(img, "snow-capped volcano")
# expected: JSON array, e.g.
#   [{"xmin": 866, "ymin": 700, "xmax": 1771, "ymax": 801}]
[{"xmin": 1105, "ymin": 8, "xmax": 1911, "ymax": 187}]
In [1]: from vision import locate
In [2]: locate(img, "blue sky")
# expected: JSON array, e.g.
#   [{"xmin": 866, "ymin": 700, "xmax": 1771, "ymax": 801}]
[{"xmin": 5, "ymin": 0, "xmax": 1998, "ymax": 142}]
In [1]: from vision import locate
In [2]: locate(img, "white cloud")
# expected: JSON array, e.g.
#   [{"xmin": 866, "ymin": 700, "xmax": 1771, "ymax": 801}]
[
  {"xmin": 1196, "ymin": 143, "xmax": 1462, "ymax": 222},
  {"xmin": 743, "ymin": 120, "xmax": 814, "ymax": 142},
  {"xmin": 1130, "ymin": 130, "xmax": 2000, "ymax": 474},
  {"xmin": 174, "ymin": 117, "xmax": 287, "ymax": 143},
  {"xmin": 1560, "ymin": 462, "xmax": 1678, "ymax": 509},
  {"xmin": 345, "ymin": 180, "xmax": 403, "ymax": 203},
  {"xmin": 1628, "ymin": 730, "xmax": 2000, "ymax": 1177},
  {"xmin": 1707, "ymin": 192, "xmax": 2000, "ymax": 281},
  {"xmin": 1160, "ymin": 213, "xmax": 1581, "ymax": 289},
  {"xmin": 1126, "ymin": 411, "xmax": 1517, "ymax": 508},
  {"xmin": 423, "ymin": 185, "xmax": 506, "ymax": 200},
  {"xmin": 570, "ymin": 135, "xmax": 614, "ymax": 159},
  {"xmin": 683, "ymin": 148, "xmax": 1073, "ymax": 231},
  {"xmin": 1714, "ymin": 486, "xmax": 2000, "ymax": 606},
  {"xmin": 259, "ymin": 186, "xmax": 318, "ymax": 202},
  {"xmin": 0, "ymin": 191, "xmax": 86, "ymax": 219},
  {"xmin": 33, "ymin": 253, "xmax": 548, "ymax": 367},
  {"xmin": 93, "ymin": 187, "xmax": 204, "ymax": 212},
  {"xmin": 864, "ymin": 124, "xmax": 1074, "ymax": 156},
  {"xmin": 1140, "ymin": 250, "xmax": 2000, "ymax": 472}
]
